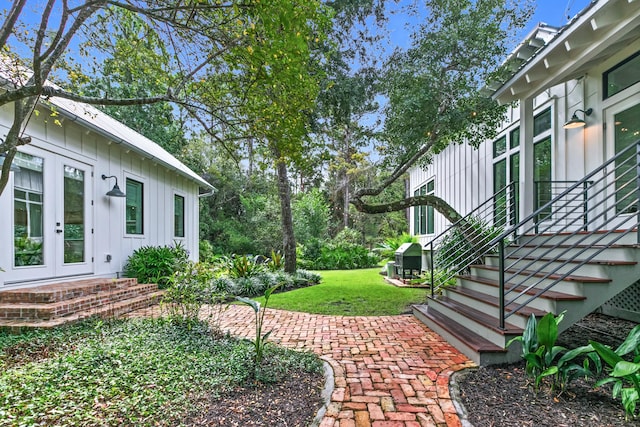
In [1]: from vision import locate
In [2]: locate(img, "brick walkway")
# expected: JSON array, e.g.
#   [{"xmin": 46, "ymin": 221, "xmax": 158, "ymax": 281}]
[{"xmin": 211, "ymin": 305, "xmax": 475, "ymax": 427}]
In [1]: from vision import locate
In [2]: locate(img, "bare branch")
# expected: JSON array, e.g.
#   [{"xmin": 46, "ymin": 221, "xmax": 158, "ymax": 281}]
[{"xmin": 0, "ymin": 0, "xmax": 28, "ymax": 49}]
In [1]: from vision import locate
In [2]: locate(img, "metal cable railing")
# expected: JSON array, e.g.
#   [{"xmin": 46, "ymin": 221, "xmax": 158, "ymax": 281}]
[
  {"xmin": 426, "ymin": 182, "xmax": 516, "ymax": 297},
  {"xmin": 491, "ymin": 139, "xmax": 640, "ymax": 328}
]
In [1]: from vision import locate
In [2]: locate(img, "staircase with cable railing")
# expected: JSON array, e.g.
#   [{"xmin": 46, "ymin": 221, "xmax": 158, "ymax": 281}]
[{"xmin": 413, "ymin": 139, "xmax": 640, "ymax": 365}]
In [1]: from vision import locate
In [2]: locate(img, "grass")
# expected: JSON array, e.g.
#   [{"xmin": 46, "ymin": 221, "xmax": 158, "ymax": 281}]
[
  {"xmin": 0, "ymin": 318, "xmax": 322, "ymax": 427},
  {"xmin": 259, "ymin": 267, "xmax": 428, "ymax": 316}
]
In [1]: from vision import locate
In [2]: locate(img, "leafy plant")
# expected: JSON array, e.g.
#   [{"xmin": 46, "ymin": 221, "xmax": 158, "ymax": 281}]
[
  {"xmin": 235, "ymin": 284, "xmax": 282, "ymax": 374},
  {"xmin": 267, "ymin": 250, "xmax": 284, "ymax": 271},
  {"xmin": 507, "ymin": 312, "xmax": 568, "ymax": 391},
  {"xmin": 123, "ymin": 242, "xmax": 189, "ymax": 289},
  {"xmin": 162, "ymin": 261, "xmax": 225, "ymax": 328},
  {"xmin": 434, "ymin": 216, "xmax": 503, "ymax": 275},
  {"xmin": 374, "ymin": 233, "xmax": 418, "ymax": 259},
  {"xmin": 591, "ymin": 324, "xmax": 640, "ymax": 419},
  {"xmin": 13, "ymin": 237, "xmax": 43, "ymax": 266},
  {"xmin": 226, "ymin": 254, "xmax": 266, "ymax": 278}
]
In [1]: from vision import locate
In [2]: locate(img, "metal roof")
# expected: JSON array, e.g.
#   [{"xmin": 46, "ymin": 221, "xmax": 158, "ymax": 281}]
[{"xmin": 492, "ymin": 0, "xmax": 640, "ymax": 104}]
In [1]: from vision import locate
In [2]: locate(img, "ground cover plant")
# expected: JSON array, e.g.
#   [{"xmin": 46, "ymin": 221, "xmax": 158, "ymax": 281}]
[
  {"xmin": 0, "ymin": 318, "xmax": 324, "ymax": 427},
  {"xmin": 257, "ymin": 267, "xmax": 428, "ymax": 316}
]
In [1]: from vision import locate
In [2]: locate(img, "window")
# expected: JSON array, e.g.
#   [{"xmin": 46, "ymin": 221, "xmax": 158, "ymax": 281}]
[
  {"xmin": 413, "ymin": 178, "xmax": 435, "ymax": 235},
  {"xmin": 534, "ymin": 137, "xmax": 552, "ymax": 222},
  {"xmin": 174, "ymin": 194, "xmax": 185, "ymax": 238},
  {"xmin": 125, "ymin": 178, "xmax": 144, "ymax": 235},
  {"xmin": 533, "ymin": 108, "xmax": 552, "ymax": 137},
  {"xmin": 604, "ymin": 51, "xmax": 640, "ymax": 99},
  {"xmin": 492, "ymin": 128, "xmax": 520, "ymax": 226}
]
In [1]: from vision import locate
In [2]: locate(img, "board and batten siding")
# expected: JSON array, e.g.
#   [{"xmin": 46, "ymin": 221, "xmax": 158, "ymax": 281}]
[{"xmin": 0, "ymin": 98, "xmax": 201, "ymax": 288}]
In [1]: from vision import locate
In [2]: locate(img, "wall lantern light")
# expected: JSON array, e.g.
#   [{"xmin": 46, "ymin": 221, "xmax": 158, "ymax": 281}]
[
  {"xmin": 101, "ymin": 174, "xmax": 126, "ymax": 197},
  {"xmin": 563, "ymin": 108, "xmax": 593, "ymax": 129}
]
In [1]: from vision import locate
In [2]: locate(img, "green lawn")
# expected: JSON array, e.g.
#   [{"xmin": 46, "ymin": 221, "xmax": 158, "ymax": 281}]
[{"xmin": 261, "ymin": 267, "xmax": 428, "ymax": 316}]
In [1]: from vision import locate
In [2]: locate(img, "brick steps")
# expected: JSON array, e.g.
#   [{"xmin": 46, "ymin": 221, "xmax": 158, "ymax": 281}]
[{"xmin": 0, "ymin": 278, "xmax": 162, "ymax": 332}]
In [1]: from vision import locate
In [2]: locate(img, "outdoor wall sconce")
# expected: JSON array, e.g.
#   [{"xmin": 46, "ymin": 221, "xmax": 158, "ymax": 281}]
[
  {"xmin": 563, "ymin": 108, "xmax": 593, "ymax": 129},
  {"xmin": 0, "ymin": 153, "xmax": 20, "ymax": 172},
  {"xmin": 101, "ymin": 174, "xmax": 126, "ymax": 197}
]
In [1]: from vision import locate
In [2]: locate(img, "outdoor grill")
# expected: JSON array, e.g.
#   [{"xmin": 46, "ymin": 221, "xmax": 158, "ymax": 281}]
[{"xmin": 394, "ymin": 242, "xmax": 423, "ymax": 280}]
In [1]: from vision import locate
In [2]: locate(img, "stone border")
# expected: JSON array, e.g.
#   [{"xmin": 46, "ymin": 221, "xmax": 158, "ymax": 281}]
[
  {"xmin": 311, "ymin": 358, "xmax": 335, "ymax": 427},
  {"xmin": 449, "ymin": 367, "xmax": 478, "ymax": 427}
]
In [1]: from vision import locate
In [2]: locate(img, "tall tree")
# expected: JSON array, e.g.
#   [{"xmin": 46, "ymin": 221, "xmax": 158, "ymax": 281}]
[{"xmin": 349, "ymin": 0, "xmax": 533, "ymax": 222}]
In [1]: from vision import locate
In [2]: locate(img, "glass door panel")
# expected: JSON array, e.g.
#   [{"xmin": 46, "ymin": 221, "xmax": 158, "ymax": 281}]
[
  {"xmin": 614, "ymin": 103, "xmax": 640, "ymax": 214},
  {"xmin": 13, "ymin": 153, "xmax": 45, "ymax": 267},
  {"xmin": 63, "ymin": 165, "xmax": 85, "ymax": 264}
]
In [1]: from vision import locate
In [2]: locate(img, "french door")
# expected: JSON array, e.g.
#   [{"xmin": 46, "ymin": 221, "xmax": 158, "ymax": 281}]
[{"xmin": 8, "ymin": 148, "xmax": 93, "ymax": 283}]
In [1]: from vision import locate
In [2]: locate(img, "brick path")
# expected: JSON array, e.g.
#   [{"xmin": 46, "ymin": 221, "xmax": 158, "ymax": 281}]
[{"xmin": 211, "ymin": 305, "xmax": 475, "ymax": 427}]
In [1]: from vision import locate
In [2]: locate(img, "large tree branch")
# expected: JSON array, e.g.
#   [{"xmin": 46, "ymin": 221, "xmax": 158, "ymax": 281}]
[
  {"xmin": 350, "ymin": 194, "xmax": 463, "ymax": 224},
  {"xmin": 40, "ymin": 86, "xmax": 174, "ymax": 105},
  {"xmin": 353, "ymin": 136, "xmax": 435, "ymax": 199}
]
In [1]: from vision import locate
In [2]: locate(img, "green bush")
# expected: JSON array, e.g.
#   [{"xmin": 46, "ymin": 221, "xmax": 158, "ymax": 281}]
[
  {"xmin": 434, "ymin": 216, "xmax": 503, "ymax": 275},
  {"xmin": 199, "ymin": 240, "xmax": 215, "ymax": 263},
  {"xmin": 123, "ymin": 242, "xmax": 189, "ymax": 289},
  {"xmin": 298, "ymin": 239, "xmax": 379, "ymax": 270},
  {"xmin": 374, "ymin": 233, "xmax": 418, "ymax": 259}
]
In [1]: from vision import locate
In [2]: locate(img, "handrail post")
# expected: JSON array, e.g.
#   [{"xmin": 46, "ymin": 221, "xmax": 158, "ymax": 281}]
[
  {"xmin": 498, "ymin": 239, "xmax": 505, "ymax": 330},
  {"xmin": 636, "ymin": 141, "xmax": 640, "ymax": 244},
  {"xmin": 533, "ymin": 181, "xmax": 539, "ymax": 234},
  {"xmin": 430, "ymin": 241, "xmax": 435, "ymax": 298},
  {"xmin": 583, "ymin": 181, "xmax": 589, "ymax": 232}
]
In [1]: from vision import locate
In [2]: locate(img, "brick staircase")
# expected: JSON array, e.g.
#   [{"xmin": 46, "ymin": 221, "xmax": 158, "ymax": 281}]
[{"xmin": 0, "ymin": 278, "xmax": 163, "ymax": 332}]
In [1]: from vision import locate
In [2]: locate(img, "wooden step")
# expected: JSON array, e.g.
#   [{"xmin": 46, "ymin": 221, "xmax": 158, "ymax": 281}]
[
  {"xmin": 413, "ymin": 305, "xmax": 515, "ymax": 366},
  {"xmin": 446, "ymin": 286, "xmax": 548, "ymax": 318},
  {"xmin": 474, "ymin": 264, "xmax": 611, "ymax": 284},
  {"xmin": 458, "ymin": 275, "xmax": 586, "ymax": 301},
  {"xmin": 0, "ymin": 291, "xmax": 164, "ymax": 333}
]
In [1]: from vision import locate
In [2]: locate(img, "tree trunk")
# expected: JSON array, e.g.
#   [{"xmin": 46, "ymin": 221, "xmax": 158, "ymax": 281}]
[{"xmin": 274, "ymin": 153, "xmax": 297, "ymax": 273}]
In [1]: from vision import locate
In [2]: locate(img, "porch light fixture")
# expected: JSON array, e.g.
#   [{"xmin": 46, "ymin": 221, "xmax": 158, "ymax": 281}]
[
  {"xmin": 0, "ymin": 153, "xmax": 20, "ymax": 172},
  {"xmin": 563, "ymin": 108, "xmax": 593, "ymax": 129},
  {"xmin": 101, "ymin": 174, "xmax": 126, "ymax": 197}
]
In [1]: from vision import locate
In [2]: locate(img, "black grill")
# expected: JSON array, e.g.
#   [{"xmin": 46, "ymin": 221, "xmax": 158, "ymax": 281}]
[{"xmin": 394, "ymin": 243, "xmax": 422, "ymax": 279}]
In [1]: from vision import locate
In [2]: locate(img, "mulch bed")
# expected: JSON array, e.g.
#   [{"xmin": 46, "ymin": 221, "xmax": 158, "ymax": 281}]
[
  {"xmin": 184, "ymin": 368, "xmax": 325, "ymax": 426},
  {"xmin": 455, "ymin": 313, "xmax": 640, "ymax": 427}
]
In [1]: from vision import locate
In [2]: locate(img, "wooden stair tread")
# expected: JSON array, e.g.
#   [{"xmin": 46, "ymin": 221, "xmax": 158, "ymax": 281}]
[
  {"xmin": 458, "ymin": 275, "xmax": 587, "ymax": 301},
  {"xmin": 413, "ymin": 305, "xmax": 506, "ymax": 353},
  {"xmin": 473, "ymin": 264, "xmax": 611, "ymax": 283},
  {"xmin": 429, "ymin": 295, "xmax": 522, "ymax": 335},
  {"xmin": 504, "ymin": 255, "xmax": 636, "ymax": 267},
  {"xmin": 515, "ymin": 243, "xmax": 640, "ymax": 249},
  {"xmin": 446, "ymin": 286, "xmax": 547, "ymax": 317}
]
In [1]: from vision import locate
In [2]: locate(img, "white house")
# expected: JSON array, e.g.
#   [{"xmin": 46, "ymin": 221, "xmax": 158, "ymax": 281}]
[
  {"xmin": 0, "ymin": 85, "xmax": 213, "ymax": 291},
  {"xmin": 408, "ymin": 0, "xmax": 640, "ymax": 364}
]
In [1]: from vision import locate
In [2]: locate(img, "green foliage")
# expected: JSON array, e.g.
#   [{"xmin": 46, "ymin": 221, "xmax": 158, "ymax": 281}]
[
  {"xmin": 298, "ymin": 239, "xmax": 379, "ymax": 270},
  {"xmin": 225, "ymin": 254, "xmax": 267, "ymax": 279},
  {"xmin": 507, "ymin": 312, "xmax": 570, "ymax": 391},
  {"xmin": 374, "ymin": 233, "xmax": 418, "ymax": 259},
  {"xmin": 235, "ymin": 285, "xmax": 282, "ymax": 373},
  {"xmin": 293, "ymin": 189, "xmax": 330, "ymax": 245},
  {"xmin": 0, "ymin": 319, "xmax": 322, "ymax": 425},
  {"xmin": 267, "ymin": 250, "xmax": 284, "ymax": 272},
  {"xmin": 123, "ymin": 242, "xmax": 189, "ymax": 289},
  {"xmin": 162, "ymin": 261, "xmax": 226, "ymax": 328},
  {"xmin": 199, "ymin": 240, "xmax": 215, "ymax": 263},
  {"xmin": 13, "ymin": 237, "xmax": 43, "ymax": 266},
  {"xmin": 591, "ymin": 324, "xmax": 640, "ymax": 419},
  {"xmin": 434, "ymin": 216, "xmax": 503, "ymax": 276}
]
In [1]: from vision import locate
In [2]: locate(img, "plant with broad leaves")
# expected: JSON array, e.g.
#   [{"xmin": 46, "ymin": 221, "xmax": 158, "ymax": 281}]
[{"xmin": 590, "ymin": 324, "xmax": 640, "ymax": 420}]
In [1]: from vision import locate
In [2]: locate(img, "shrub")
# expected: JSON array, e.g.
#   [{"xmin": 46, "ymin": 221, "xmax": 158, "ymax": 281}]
[
  {"xmin": 199, "ymin": 240, "xmax": 215, "ymax": 263},
  {"xmin": 299, "ymin": 240, "xmax": 379, "ymax": 270},
  {"xmin": 434, "ymin": 216, "xmax": 503, "ymax": 275},
  {"xmin": 162, "ymin": 261, "xmax": 226, "ymax": 328},
  {"xmin": 123, "ymin": 242, "xmax": 189, "ymax": 289},
  {"xmin": 374, "ymin": 233, "xmax": 418, "ymax": 260}
]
